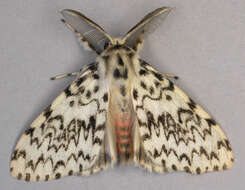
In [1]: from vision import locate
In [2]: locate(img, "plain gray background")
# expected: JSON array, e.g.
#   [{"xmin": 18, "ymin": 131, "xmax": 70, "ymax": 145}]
[{"xmin": 0, "ymin": 0, "xmax": 244, "ymax": 189}]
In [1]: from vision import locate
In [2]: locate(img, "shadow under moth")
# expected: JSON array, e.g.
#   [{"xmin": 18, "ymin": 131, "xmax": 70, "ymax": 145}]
[{"xmin": 10, "ymin": 7, "xmax": 234, "ymax": 182}]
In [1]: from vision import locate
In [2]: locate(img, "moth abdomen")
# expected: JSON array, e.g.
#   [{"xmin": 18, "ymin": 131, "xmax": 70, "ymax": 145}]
[{"xmin": 114, "ymin": 113, "xmax": 134, "ymax": 163}]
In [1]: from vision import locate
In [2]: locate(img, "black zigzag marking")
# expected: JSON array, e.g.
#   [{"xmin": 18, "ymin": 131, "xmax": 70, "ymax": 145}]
[
  {"xmin": 26, "ymin": 97, "xmax": 107, "ymax": 152},
  {"xmin": 16, "ymin": 89, "xmax": 108, "ymax": 174},
  {"xmin": 134, "ymin": 73, "xmax": 232, "ymax": 167}
]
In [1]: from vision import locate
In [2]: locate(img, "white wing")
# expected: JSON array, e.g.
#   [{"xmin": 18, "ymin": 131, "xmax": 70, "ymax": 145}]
[
  {"xmin": 10, "ymin": 63, "xmax": 110, "ymax": 181},
  {"xmin": 132, "ymin": 60, "xmax": 234, "ymax": 174}
]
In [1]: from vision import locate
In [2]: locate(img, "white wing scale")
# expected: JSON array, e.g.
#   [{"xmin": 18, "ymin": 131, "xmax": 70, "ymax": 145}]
[
  {"xmin": 10, "ymin": 64, "xmax": 110, "ymax": 181},
  {"xmin": 132, "ymin": 60, "xmax": 234, "ymax": 174}
]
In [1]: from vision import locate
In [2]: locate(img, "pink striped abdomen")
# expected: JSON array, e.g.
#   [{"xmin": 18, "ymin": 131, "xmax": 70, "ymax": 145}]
[{"xmin": 114, "ymin": 113, "xmax": 133, "ymax": 162}]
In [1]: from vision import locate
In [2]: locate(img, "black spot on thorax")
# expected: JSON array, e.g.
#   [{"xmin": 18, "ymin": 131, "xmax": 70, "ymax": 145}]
[
  {"xmin": 113, "ymin": 67, "xmax": 128, "ymax": 80},
  {"xmin": 123, "ymin": 68, "xmax": 128, "ymax": 79},
  {"xmin": 117, "ymin": 54, "xmax": 124, "ymax": 66},
  {"xmin": 113, "ymin": 68, "xmax": 121, "ymax": 79},
  {"xmin": 103, "ymin": 93, "xmax": 108, "ymax": 102},
  {"xmin": 120, "ymin": 85, "xmax": 126, "ymax": 96}
]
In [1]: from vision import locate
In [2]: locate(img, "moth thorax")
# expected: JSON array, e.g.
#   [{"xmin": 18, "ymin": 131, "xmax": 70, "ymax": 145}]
[{"xmin": 103, "ymin": 47, "xmax": 136, "ymax": 163}]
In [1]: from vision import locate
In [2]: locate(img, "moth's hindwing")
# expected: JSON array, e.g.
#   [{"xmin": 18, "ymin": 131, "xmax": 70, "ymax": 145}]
[
  {"xmin": 131, "ymin": 60, "xmax": 234, "ymax": 174},
  {"xmin": 10, "ymin": 63, "xmax": 110, "ymax": 181}
]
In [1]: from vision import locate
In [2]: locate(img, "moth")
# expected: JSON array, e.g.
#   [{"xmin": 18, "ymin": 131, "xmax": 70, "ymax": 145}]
[{"xmin": 10, "ymin": 7, "xmax": 234, "ymax": 182}]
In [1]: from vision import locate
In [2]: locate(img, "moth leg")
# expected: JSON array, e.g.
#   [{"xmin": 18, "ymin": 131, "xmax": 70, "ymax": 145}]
[
  {"xmin": 50, "ymin": 71, "xmax": 80, "ymax": 80},
  {"xmin": 133, "ymin": 120, "xmax": 141, "ymax": 163},
  {"xmin": 161, "ymin": 73, "xmax": 179, "ymax": 80},
  {"xmin": 106, "ymin": 109, "xmax": 118, "ymax": 166}
]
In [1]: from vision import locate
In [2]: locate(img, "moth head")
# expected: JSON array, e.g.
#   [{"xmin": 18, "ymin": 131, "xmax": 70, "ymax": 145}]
[
  {"xmin": 61, "ymin": 7, "xmax": 173, "ymax": 55},
  {"xmin": 103, "ymin": 38, "xmax": 125, "ymax": 50}
]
